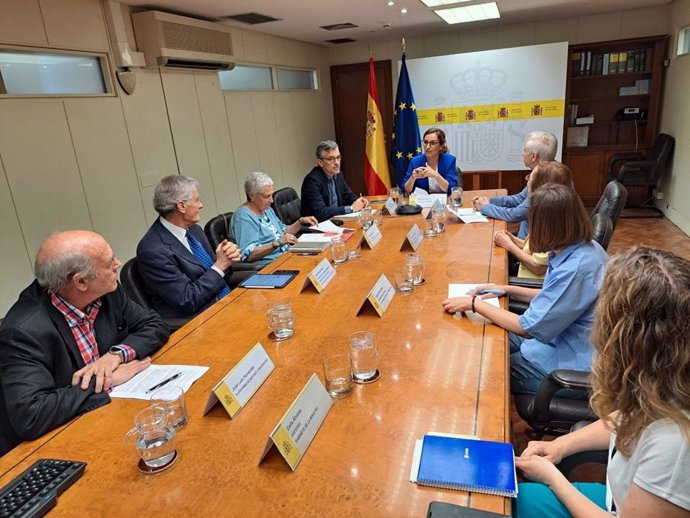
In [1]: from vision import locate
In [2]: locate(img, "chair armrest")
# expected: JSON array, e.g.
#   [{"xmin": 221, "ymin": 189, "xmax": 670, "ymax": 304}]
[
  {"xmin": 530, "ymin": 369, "xmax": 592, "ymax": 423},
  {"xmin": 231, "ymin": 262, "xmax": 263, "ymax": 272},
  {"xmin": 549, "ymin": 369, "xmax": 592, "ymax": 389},
  {"xmin": 508, "ymin": 276, "xmax": 543, "ymax": 289},
  {"xmin": 608, "ymin": 153, "xmax": 643, "ymax": 171}
]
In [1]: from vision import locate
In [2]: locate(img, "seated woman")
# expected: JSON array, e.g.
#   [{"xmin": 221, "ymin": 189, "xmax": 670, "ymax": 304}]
[
  {"xmin": 231, "ymin": 172, "xmax": 317, "ymax": 267},
  {"xmin": 442, "ymin": 184, "xmax": 608, "ymax": 395},
  {"xmin": 402, "ymin": 127, "xmax": 457, "ymax": 194},
  {"xmin": 493, "ymin": 161, "xmax": 574, "ymax": 279},
  {"xmin": 514, "ymin": 246, "xmax": 690, "ymax": 518}
]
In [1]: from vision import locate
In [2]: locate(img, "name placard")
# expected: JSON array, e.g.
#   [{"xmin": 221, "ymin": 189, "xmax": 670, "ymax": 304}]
[
  {"xmin": 401, "ymin": 224, "xmax": 424, "ymax": 252},
  {"xmin": 204, "ymin": 342, "xmax": 275, "ymax": 419},
  {"xmin": 383, "ymin": 197, "xmax": 398, "ymax": 215},
  {"xmin": 259, "ymin": 373, "xmax": 333, "ymax": 471},
  {"xmin": 362, "ymin": 224, "xmax": 383, "ymax": 249},
  {"xmin": 357, "ymin": 274, "xmax": 395, "ymax": 317},
  {"xmin": 301, "ymin": 257, "xmax": 336, "ymax": 293}
]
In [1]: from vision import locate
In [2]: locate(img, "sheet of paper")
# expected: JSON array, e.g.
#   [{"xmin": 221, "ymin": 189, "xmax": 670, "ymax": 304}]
[
  {"xmin": 332, "ymin": 211, "xmax": 361, "ymax": 220},
  {"xmin": 447, "ymin": 207, "xmax": 489, "ymax": 223},
  {"xmin": 110, "ymin": 364, "xmax": 209, "ymax": 400},
  {"xmin": 297, "ymin": 233, "xmax": 335, "ymax": 243},
  {"xmin": 448, "ymin": 283, "xmax": 500, "ymax": 323},
  {"xmin": 309, "ymin": 220, "xmax": 344, "ymax": 234},
  {"xmin": 412, "ymin": 188, "xmax": 446, "ymax": 208},
  {"xmin": 447, "ymin": 207, "xmax": 476, "ymax": 217}
]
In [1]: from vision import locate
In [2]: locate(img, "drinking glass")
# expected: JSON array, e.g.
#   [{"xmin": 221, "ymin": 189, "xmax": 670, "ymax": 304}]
[
  {"xmin": 388, "ymin": 187, "xmax": 401, "ymax": 208},
  {"xmin": 450, "ymin": 187, "xmax": 463, "ymax": 208},
  {"xmin": 348, "ymin": 236, "xmax": 362, "ymax": 259},
  {"xmin": 423, "ymin": 218, "xmax": 437, "ymax": 237},
  {"xmin": 374, "ymin": 210, "xmax": 383, "ymax": 227},
  {"xmin": 394, "ymin": 269, "xmax": 414, "ymax": 294},
  {"xmin": 125, "ymin": 406, "xmax": 177, "ymax": 470},
  {"xmin": 349, "ymin": 331, "xmax": 379, "ymax": 383},
  {"xmin": 359, "ymin": 208, "xmax": 375, "ymax": 230},
  {"xmin": 331, "ymin": 236, "xmax": 349, "ymax": 264},
  {"xmin": 266, "ymin": 299, "xmax": 295, "ymax": 340},
  {"xmin": 432, "ymin": 206, "xmax": 446, "ymax": 233},
  {"xmin": 322, "ymin": 354, "xmax": 353, "ymax": 398},
  {"xmin": 405, "ymin": 253, "xmax": 425, "ymax": 285},
  {"xmin": 150, "ymin": 385, "xmax": 188, "ymax": 431}
]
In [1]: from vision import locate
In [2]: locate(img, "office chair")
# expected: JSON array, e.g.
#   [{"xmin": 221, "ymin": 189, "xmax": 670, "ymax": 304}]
[
  {"xmin": 271, "ymin": 187, "xmax": 302, "ymax": 225},
  {"xmin": 607, "ymin": 133, "xmax": 675, "ymax": 208},
  {"xmin": 120, "ymin": 258, "xmax": 190, "ymax": 332},
  {"xmin": 204, "ymin": 212, "xmax": 261, "ymax": 272},
  {"xmin": 591, "ymin": 181, "xmax": 627, "ymax": 232}
]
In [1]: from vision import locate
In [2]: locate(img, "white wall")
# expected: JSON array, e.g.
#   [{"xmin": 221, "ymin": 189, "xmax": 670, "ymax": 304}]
[{"xmin": 0, "ymin": 0, "xmax": 334, "ymax": 317}]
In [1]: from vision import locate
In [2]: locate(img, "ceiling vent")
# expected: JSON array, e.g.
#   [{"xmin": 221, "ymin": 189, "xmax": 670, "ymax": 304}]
[
  {"xmin": 325, "ymin": 38, "xmax": 357, "ymax": 44},
  {"xmin": 320, "ymin": 22, "xmax": 358, "ymax": 31},
  {"xmin": 132, "ymin": 10, "xmax": 235, "ymax": 71},
  {"xmin": 221, "ymin": 12, "xmax": 282, "ymax": 25}
]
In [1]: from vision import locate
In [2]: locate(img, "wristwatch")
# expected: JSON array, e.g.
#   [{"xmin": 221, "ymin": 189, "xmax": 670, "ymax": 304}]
[
  {"xmin": 108, "ymin": 346, "xmax": 126, "ymax": 364},
  {"xmin": 272, "ymin": 240, "xmax": 279, "ymax": 249}
]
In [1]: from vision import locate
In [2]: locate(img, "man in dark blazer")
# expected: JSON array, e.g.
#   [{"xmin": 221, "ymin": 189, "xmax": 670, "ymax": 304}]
[
  {"xmin": 137, "ymin": 175, "xmax": 241, "ymax": 320},
  {"xmin": 301, "ymin": 140, "xmax": 370, "ymax": 222},
  {"xmin": 0, "ymin": 230, "xmax": 169, "ymax": 456}
]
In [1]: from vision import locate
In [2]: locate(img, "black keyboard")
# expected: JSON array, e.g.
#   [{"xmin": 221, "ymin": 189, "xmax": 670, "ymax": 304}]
[{"xmin": 0, "ymin": 459, "xmax": 86, "ymax": 518}]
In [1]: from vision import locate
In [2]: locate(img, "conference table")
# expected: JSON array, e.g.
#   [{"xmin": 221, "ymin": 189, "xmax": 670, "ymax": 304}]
[{"xmin": 0, "ymin": 190, "xmax": 511, "ymax": 517}]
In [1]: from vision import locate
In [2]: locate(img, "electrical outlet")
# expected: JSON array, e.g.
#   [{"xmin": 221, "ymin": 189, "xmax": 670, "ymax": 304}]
[{"xmin": 655, "ymin": 190, "xmax": 664, "ymax": 200}]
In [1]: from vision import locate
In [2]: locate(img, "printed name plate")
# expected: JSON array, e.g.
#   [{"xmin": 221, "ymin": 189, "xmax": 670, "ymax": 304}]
[
  {"xmin": 401, "ymin": 224, "xmax": 424, "ymax": 251},
  {"xmin": 301, "ymin": 257, "xmax": 336, "ymax": 293},
  {"xmin": 203, "ymin": 342, "xmax": 275, "ymax": 419},
  {"xmin": 383, "ymin": 197, "xmax": 398, "ymax": 215},
  {"xmin": 362, "ymin": 224, "xmax": 383, "ymax": 249},
  {"xmin": 357, "ymin": 274, "xmax": 395, "ymax": 317},
  {"xmin": 259, "ymin": 373, "xmax": 333, "ymax": 471}
]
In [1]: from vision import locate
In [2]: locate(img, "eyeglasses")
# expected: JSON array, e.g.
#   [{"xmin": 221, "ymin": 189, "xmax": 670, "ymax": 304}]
[
  {"xmin": 320, "ymin": 155, "xmax": 342, "ymax": 163},
  {"xmin": 423, "ymin": 140, "xmax": 439, "ymax": 146}
]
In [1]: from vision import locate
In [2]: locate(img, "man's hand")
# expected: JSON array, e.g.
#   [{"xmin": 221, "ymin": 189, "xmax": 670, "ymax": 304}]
[
  {"xmin": 72, "ymin": 353, "xmax": 122, "ymax": 393},
  {"xmin": 111, "ymin": 358, "xmax": 152, "ymax": 387},
  {"xmin": 214, "ymin": 239, "xmax": 240, "ymax": 270},
  {"xmin": 472, "ymin": 196, "xmax": 489, "ymax": 210},
  {"xmin": 352, "ymin": 197, "xmax": 368, "ymax": 212},
  {"xmin": 299, "ymin": 216, "xmax": 318, "ymax": 226}
]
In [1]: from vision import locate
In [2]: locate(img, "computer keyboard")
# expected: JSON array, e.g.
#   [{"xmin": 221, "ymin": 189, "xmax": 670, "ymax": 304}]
[{"xmin": 0, "ymin": 459, "xmax": 86, "ymax": 518}]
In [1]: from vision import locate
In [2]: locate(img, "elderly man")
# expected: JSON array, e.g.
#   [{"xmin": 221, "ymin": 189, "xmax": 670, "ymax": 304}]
[
  {"xmin": 301, "ymin": 140, "xmax": 370, "ymax": 222},
  {"xmin": 472, "ymin": 130, "xmax": 558, "ymax": 238},
  {"xmin": 0, "ymin": 230, "xmax": 168, "ymax": 456},
  {"xmin": 137, "ymin": 175, "xmax": 241, "ymax": 320}
]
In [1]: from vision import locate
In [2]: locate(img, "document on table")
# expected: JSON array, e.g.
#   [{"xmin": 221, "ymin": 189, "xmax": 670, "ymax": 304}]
[
  {"xmin": 448, "ymin": 284, "xmax": 500, "ymax": 323},
  {"xmin": 447, "ymin": 207, "xmax": 489, "ymax": 223},
  {"xmin": 413, "ymin": 188, "xmax": 447, "ymax": 208},
  {"xmin": 110, "ymin": 364, "xmax": 209, "ymax": 400},
  {"xmin": 297, "ymin": 233, "xmax": 334, "ymax": 243},
  {"xmin": 309, "ymin": 220, "xmax": 344, "ymax": 234}
]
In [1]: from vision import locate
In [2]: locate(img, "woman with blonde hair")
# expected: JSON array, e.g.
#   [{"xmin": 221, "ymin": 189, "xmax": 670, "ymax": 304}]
[{"xmin": 514, "ymin": 246, "xmax": 690, "ymax": 517}]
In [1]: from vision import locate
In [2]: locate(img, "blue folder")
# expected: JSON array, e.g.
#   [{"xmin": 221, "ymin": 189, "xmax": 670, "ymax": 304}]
[{"xmin": 417, "ymin": 435, "xmax": 518, "ymax": 497}]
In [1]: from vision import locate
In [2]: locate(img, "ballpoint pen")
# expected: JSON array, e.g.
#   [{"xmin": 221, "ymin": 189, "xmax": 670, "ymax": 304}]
[{"xmin": 146, "ymin": 372, "xmax": 182, "ymax": 394}]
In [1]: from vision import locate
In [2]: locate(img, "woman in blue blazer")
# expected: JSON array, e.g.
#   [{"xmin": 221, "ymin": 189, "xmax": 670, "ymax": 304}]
[{"xmin": 402, "ymin": 127, "xmax": 458, "ymax": 195}]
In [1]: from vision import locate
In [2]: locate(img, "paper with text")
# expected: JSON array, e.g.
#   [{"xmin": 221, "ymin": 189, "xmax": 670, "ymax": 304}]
[{"xmin": 110, "ymin": 364, "xmax": 209, "ymax": 400}]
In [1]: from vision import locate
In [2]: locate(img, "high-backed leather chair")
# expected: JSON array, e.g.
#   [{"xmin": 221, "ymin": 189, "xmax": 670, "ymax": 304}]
[
  {"xmin": 120, "ymin": 258, "xmax": 189, "ymax": 331},
  {"xmin": 591, "ymin": 181, "xmax": 627, "ymax": 232},
  {"xmin": 271, "ymin": 187, "xmax": 301, "ymax": 225},
  {"xmin": 204, "ymin": 212, "xmax": 261, "ymax": 272},
  {"xmin": 607, "ymin": 133, "xmax": 675, "ymax": 207}
]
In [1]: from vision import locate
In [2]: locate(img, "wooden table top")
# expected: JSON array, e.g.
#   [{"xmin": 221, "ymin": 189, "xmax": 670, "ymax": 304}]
[{"xmin": 0, "ymin": 191, "xmax": 510, "ymax": 518}]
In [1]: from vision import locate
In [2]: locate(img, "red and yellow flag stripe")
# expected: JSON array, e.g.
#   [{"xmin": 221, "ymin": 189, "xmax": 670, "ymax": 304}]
[{"xmin": 364, "ymin": 58, "xmax": 391, "ymax": 195}]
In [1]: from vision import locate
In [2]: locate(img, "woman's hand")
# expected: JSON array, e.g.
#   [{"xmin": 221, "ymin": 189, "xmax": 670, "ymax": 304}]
[
  {"xmin": 466, "ymin": 284, "xmax": 507, "ymax": 299},
  {"xmin": 299, "ymin": 216, "xmax": 318, "ymax": 226},
  {"xmin": 441, "ymin": 296, "xmax": 473, "ymax": 314},
  {"xmin": 520, "ymin": 439, "xmax": 567, "ymax": 465},
  {"xmin": 515, "ymin": 454, "xmax": 562, "ymax": 486},
  {"xmin": 412, "ymin": 167, "xmax": 426, "ymax": 180},
  {"xmin": 281, "ymin": 232, "xmax": 298, "ymax": 245},
  {"xmin": 493, "ymin": 230, "xmax": 513, "ymax": 250}
]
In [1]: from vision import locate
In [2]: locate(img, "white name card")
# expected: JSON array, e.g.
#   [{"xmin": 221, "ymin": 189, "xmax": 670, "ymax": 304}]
[
  {"xmin": 447, "ymin": 207, "xmax": 489, "ymax": 224},
  {"xmin": 259, "ymin": 373, "xmax": 333, "ymax": 471},
  {"xmin": 431, "ymin": 198, "xmax": 445, "ymax": 211},
  {"xmin": 362, "ymin": 224, "xmax": 383, "ymax": 249},
  {"xmin": 357, "ymin": 274, "xmax": 395, "ymax": 317},
  {"xmin": 301, "ymin": 257, "xmax": 336, "ymax": 293},
  {"xmin": 383, "ymin": 197, "xmax": 398, "ymax": 215},
  {"xmin": 204, "ymin": 342, "xmax": 275, "ymax": 419},
  {"xmin": 401, "ymin": 224, "xmax": 424, "ymax": 252}
]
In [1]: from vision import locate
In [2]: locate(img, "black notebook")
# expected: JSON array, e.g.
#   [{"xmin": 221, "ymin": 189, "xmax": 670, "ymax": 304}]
[{"xmin": 416, "ymin": 435, "xmax": 517, "ymax": 497}]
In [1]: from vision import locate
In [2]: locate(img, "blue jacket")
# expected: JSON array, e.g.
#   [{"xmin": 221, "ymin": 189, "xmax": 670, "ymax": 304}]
[
  {"xmin": 481, "ymin": 187, "xmax": 530, "ymax": 238},
  {"xmin": 402, "ymin": 153, "xmax": 458, "ymax": 194}
]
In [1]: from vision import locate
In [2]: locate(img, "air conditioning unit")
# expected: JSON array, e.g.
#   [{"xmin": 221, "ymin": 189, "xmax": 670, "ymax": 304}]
[{"xmin": 131, "ymin": 10, "xmax": 235, "ymax": 71}]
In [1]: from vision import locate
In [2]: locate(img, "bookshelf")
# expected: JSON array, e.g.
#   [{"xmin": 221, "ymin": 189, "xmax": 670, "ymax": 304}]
[{"xmin": 563, "ymin": 35, "xmax": 668, "ymax": 205}]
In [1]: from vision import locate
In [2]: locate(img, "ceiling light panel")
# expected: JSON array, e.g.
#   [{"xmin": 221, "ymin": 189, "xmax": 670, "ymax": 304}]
[
  {"xmin": 420, "ymin": 0, "xmax": 471, "ymax": 6},
  {"xmin": 434, "ymin": 2, "xmax": 500, "ymax": 24}
]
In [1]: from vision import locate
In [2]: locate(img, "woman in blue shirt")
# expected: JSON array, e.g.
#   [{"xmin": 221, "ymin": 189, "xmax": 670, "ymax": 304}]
[
  {"xmin": 231, "ymin": 172, "xmax": 317, "ymax": 267},
  {"xmin": 402, "ymin": 128, "xmax": 458, "ymax": 195},
  {"xmin": 442, "ymin": 184, "xmax": 608, "ymax": 395}
]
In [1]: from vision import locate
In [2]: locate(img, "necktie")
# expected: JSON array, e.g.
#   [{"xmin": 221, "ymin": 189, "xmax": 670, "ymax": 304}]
[
  {"xmin": 186, "ymin": 231, "xmax": 230, "ymax": 300},
  {"xmin": 327, "ymin": 179, "xmax": 338, "ymax": 207}
]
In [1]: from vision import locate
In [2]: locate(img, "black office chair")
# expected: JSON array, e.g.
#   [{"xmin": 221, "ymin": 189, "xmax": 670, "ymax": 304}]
[
  {"xmin": 120, "ymin": 258, "xmax": 190, "ymax": 332},
  {"xmin": 204, "ymin": 212, "xmax": 261, "ymax": 273},
  {"xmin": 591, "ymin": 181, "xmax": 627, "ymax": 232},
  {"xmin": 271, "ymin": 187, "xmax": 302, "ymax": 225},
  {"xmin": 607, "ymin": 133, "xmax": 675, "ymax": 208}
]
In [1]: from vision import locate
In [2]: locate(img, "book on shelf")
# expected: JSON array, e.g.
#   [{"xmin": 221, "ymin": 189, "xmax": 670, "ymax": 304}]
[
  {"xmin": 567, "ymin": 104, "xmax": 579, "ymax": 126},
  {"xmin": 609, "ymin": 52, "xmax": 619, "ymax": 74},
  {"xmin": 602, "ymin": 53, "xmax": 610, "ymax": 75},
  {"xmin": 567, "ymin": 126, "xmax": 589, "ymax": 148},
  {"xmin": 575, "ymin": 114, "xmax": 594, "ymax": 125}
]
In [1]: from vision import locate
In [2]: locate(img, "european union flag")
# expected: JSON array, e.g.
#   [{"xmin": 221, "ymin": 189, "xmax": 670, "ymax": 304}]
[{"xmin": 390, "ymin": 52, "xmax": 422, "ymax": 191}]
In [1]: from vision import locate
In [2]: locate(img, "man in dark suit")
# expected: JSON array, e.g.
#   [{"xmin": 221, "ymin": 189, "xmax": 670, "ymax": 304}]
[
  {"xmin": 0, "ymin": 230, "xmax": 169, "ymax": 456},
  {"xmin": 137, "ymin": 175, "xmax": 241, "ymax": 320},
  {"xmin": 300, "ymin": 140, "xmax": 370, "ymax": 222}
]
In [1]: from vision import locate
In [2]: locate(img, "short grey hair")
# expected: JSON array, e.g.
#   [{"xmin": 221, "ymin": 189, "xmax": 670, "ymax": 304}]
[
  {"xmin": 244, "ymin": 172, "xmax": 274, "ymax": 200},
  {"xmin": 35, "ymin": 249, "xmax": 97, "ymax": 294},
  {"xmin": 315, "ymin": 140, "xmax": 339, "ymax": 159},
  {"xmin": 153, "ymin": 175, "xmax": 199, "ymax": 217},
  {"xmin": 525, "ymin": 131, "xmax": 558, "ymax": 162}
]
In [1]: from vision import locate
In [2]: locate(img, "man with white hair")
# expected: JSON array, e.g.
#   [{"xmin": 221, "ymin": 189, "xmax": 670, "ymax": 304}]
[
  {"xmin": 137, "ymin": 175, "xmax": 241, "ymax": 320},
  {"xmin": 0, "ymin": 230, "xmax": 168, "ymax": 456}
]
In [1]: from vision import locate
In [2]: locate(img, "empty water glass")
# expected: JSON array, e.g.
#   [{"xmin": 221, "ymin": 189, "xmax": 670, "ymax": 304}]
[
  {"xmin": 331, "ymin": 236, "xmax": 349, "ymax": 264},
  {"xmin": 394, "ymin": 269, "xmax": 414, "ymax": 294},
  {"xmin": 450, "ymin": 187, "xmax": 463, "ymax": 208},
  {"xmin": 323, "ymin": 354, "xmax": 353, "ymax": 398},
  {"xmin": 405, "ymin": 253, "xmax": 425, "ymax": 285},
  {"xmin": 388, "ymin": 187, "xmax": 401, "ymax": 207},
  {"xmin": 266, "ymin": 299, "xmax": 295, "ymax": 340},
  {"xmin": 150, "ymin": 385, "xmax": 188, "ymax": 431},
  {"xmin": 423, "ymin": 218, "xmax": 437, "ymax": 237}
]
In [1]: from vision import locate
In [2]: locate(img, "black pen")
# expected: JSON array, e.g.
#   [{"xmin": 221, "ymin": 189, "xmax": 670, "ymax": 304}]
[{"xmin": 146, "ymin": 372, "xmax": 182, "ymax": 394}]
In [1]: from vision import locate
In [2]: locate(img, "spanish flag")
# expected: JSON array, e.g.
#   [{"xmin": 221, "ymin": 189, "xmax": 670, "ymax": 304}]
[{"xmin": 364, "ymin": 57, "xmax": 391, "ymax": 195}]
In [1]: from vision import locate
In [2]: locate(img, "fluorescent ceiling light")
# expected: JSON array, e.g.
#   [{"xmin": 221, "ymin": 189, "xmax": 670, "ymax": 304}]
[
  {"xmin": 434, "ymin": 2, "xmax": 500, "ymax": 24},
  {"xmin": 421, "ymin": 0, "xmax": 471, "ymax": 6}
]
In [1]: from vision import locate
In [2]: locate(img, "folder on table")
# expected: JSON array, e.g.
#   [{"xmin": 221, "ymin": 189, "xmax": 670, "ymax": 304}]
[{"xmin": 416, "ymin": 435, "xmax": 517, "ymax": 497}]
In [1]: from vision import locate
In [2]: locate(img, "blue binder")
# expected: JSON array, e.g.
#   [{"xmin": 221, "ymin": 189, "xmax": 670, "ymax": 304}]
[{"xmin": 417, "ymin": 435, "xmax": 518, "ymax": 497}]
